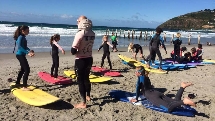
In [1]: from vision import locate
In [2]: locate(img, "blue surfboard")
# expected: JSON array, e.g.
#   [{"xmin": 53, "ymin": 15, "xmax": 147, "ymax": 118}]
[{"xmin": 109, "ymin": 90, "xmax": 197, "ymax": 117}]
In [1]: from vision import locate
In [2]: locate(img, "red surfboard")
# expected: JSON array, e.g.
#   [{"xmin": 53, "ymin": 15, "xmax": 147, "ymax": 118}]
[
  {"xmin": 38, "ymin": 72, "xmax": 72, "ymax": 84},
  {"xmin": 91, "ymin": 66, "xmax": 121, "ymax": 77}
]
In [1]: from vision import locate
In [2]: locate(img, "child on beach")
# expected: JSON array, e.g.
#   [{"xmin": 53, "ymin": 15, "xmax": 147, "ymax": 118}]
[
  {"xmin": 196, "ymin": 44, "xmax": 203, "ymax": 60},
  {"xmin": 191, "ymin": 47, "xmax": 198, "ymax": 61},
  {"xmin": 130, "ymin": 66, "xmax": 196, "ymax": 113},
  {"xmin": 13, "ymin": 25, "xmax": 35, "ymax": 91},
  {"xmin": 170, "ymin": 46, "xmax": 187, "ymax": 60},
  {"xmin": 50, "ymin": 34, "xmax": 65, "ymax": 80},
  {"xmin": 98, "ymin": 35, "xmax": 113, "ymax": 70},
  {"xmin": 129, "ymin": 42, "xmax": 144, "ymax": 61},
  {"xmin": 110, "ymin": 33, "xmax": 118, "ymax": 52},
  {"xmin": 172, "ymin": 33, "xmax": 182, "ymax": 63}
]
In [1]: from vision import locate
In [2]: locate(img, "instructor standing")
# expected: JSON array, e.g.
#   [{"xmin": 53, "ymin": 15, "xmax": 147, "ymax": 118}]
[{"xmin": 71, "ymin": 15, "xmax": 95, "ymax": 108}]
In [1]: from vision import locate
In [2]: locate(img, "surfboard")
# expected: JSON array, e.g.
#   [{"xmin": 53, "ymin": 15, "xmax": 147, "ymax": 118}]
[
  {"xmin": 38, "ymin": 72, "xmax": 72, "ymax": 84},
  {"xmin": 10, "ymin": 83, "xmax": 61, "ymax": 106},
  {"xmin": 109, "ymin": 90, "xmax": 197, "ymax": 117},
  {"xmin": 203, "ymin": 59, "xmax": 215, "ymax": 63},
  {"xmin": 64, "ymin": 70, "xmax": 112, "ymax": 82},
  {"xmin": 91, "ymin": 66, "xmax": 121, "ymax": 77},
  {"xmin": 118, "ymin": 54, "xmax": 167, "ymax": 74}
]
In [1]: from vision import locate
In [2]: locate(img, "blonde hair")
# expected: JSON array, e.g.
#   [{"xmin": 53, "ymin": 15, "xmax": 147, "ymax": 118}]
[
  {"xmin": 176, "ymin": 33, "xmax": 181, "ymax": 38},
  {"xmin": 129, "ymin": 42, "xmax": 134, "ymax": 48}
]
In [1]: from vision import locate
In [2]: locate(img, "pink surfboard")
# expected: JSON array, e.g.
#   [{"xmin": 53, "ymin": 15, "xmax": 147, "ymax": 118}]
[
  {"xmin": 38, "ymin": 72, "xmax": 72, "ymax": 84},
  {"xmin": 91, "ymin": 66, "xmax": 121, "ymax": 77}
]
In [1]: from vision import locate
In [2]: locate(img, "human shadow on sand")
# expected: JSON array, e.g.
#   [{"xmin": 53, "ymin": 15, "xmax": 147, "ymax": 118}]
[
  {"xmin": 194, "ymin": 100, "xmax": 211, "ymax": 118},
  {"xmin": 0, "ymin": 88, "xmax": 11, "ymax": 94},
  {"xmin": 42, "ymin": 100, "xmax": 74, "ymax": 110},
  {"xmin": 90, "ymin": 95, "xmax": 118, "ymax": 107},
  {"xmin": 36, "ymin": 83, "xmax": 73, "ymax": 91}
]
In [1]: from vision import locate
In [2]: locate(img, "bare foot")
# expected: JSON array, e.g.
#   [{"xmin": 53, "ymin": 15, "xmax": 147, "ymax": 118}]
[
  {"xmin": 181, "ymin": 82, "xmax": 193, "ymax": 88},
  {"xmin": 22, "ymin": 87, "xmax": 32, "ymax": 91},
  {"xmin": 130, "ymin": 98, "xmax": 137, "ymax": 103},
  {"xmin": 146, "ymin": 65, "xmax": 150, "ymax": 68},
  {"xmin": 86, "ymin": 96, "xmax": 91, "ymax": 101},
  {"xmin": 183, "ymin": 97, "xmax": 196, "ymax": 107},
  {"xmin": 74, "ymin": 102, "xmax": 87, "ymax": 108}
]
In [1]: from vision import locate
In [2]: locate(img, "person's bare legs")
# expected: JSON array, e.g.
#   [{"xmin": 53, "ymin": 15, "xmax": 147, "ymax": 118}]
[
  {"xmin": 133, "ymin": 53, "xmax": 137, "ymax": 61},
  {"xmin": 86, "ymin": 96, "xmax": 91, "ymax": 101}
]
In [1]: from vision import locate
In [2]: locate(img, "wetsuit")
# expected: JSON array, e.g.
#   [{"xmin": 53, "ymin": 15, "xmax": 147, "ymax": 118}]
[
  {"xmin": 15, "ymin": 34, "xmax": 31, "ymax": 87},
  {"xmin": 148, "ymin": 34, "xmax": 166, "ymax": 68},
  {"xmin": 98, "ymin": 41, "xmax": 112, "ymax": 70},
  {"xmin": 197, "ymin": 48, "xmax": 203, "ymax": 60},
  {"xmin": 172, "ymin": 38, "xmax": 182, "ymax": 62},
  {"xmin": 136, "ymin": 76, "xmax": 185, "ymax": 112},
  {"xmin": 133, "ymin": 44, "xmax": 143, "ymax": 54},
  {"xmin": 111, "ymin": 35, "xmax": 117, "ymax": 51},
  {"xmin": 50, "ymin": 41, "xmax": 63, "ymax": 78},
  {"xmin": 71, "ymin": 29, "xmax": 95, "ymax": 103}
]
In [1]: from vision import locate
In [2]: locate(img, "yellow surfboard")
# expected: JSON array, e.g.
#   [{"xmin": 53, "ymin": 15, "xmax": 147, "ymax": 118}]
[
  {"xmin": 10, "ymin": 83, "xmax": 61, "ymax": 106},
  {"xmin": 118, "ymin": 54, "xmax": 167, "ymax": 74},
  {"xmin": 64, "ymin": 70, "xmax": 112, "ymax": 82},
  {"xmin": 203, "ymin": 59, "xmax": 215, "ymax": 63}
]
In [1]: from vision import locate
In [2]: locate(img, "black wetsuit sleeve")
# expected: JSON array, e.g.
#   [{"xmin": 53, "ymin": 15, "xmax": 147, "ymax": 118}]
[
  {"xmin": 98, "ymin": 44, "xmax": 103, "ymax": 51},
  {"xmin": 135, "ymin": 76, "xmax": 145, "ymax": 101}
]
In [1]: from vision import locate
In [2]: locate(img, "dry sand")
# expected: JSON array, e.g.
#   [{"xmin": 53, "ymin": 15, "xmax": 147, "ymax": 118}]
[{"xmin": 0, "ymin": 44, "xmax": 215, "ymax": 121}]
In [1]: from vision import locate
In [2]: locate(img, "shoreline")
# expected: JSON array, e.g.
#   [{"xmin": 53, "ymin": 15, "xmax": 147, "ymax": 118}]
[{"xmin": 0, "ymin": 44, "xmax": 210, "ymax": 60}]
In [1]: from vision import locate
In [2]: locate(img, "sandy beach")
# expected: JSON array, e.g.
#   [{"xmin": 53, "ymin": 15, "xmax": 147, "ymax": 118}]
[{"xmin": 0, "ymin": 44, "xmax": 215, "ymax": 121}]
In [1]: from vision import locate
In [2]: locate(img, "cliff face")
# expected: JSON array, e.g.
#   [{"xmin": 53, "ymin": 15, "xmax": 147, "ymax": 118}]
[{"xmin": 159, "ymin": 9, "xmax": 215, "ymax": 30}]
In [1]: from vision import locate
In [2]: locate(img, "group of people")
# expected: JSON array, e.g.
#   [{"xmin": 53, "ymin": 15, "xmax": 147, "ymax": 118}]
[
  {"xmin": 12, "ymin": 15, "xmax": 197, "ymax": 111},
  {"xmin": 13, "ymin": 15, "xmax": 95, "ymax": 108}
]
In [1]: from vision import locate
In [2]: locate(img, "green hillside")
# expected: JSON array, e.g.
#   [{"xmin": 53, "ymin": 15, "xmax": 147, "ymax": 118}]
[{"xmin": 159, "ymin": 9, "xmax": 215, "ymax": 30}]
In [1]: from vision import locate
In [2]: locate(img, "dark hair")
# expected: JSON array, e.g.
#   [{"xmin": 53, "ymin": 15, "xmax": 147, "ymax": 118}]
[
  {"xmin": 13, "ymin": 25, "xmax": 29, "ymax": 40},
  {"xmin": 50, "ymin": 34, "xmax": 60, "ymax": 45},
  {"xmin": 191, "ymin": 47, "xmax": 196, "ymax": 52},
  {"xmin": 136, "ymin": 66, "xmax": 145, "ymax": 75},
  {"xmin": 156, "ymin": 27, "xmax": 163, "ymax": 33},
  {"xmin": 198, "ymin": 44, "xmax": 202, "ymax": 48},
  {"xmin": 181, "ymin": 46, "xmax": 187, "ymax": 51}
]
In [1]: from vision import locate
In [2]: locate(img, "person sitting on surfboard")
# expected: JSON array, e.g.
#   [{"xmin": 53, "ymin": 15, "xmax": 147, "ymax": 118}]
[
  {"xmin": 130, "ymin": 66, "xmax": 196, "ymax": 113},
  {"xmin": 191, "ymin": 47, "xmax": 198, "ymax": 61},
  {"xmin": 98, "ymin": 35, "xmax": 113, "ymax": 70},
  {"xmin": 71, "ymin": 15, "xmax": 95, "ymax": 108},
  {"xmin": 13, "ymin": 25, "xmax": 35, "ymax": 91},
  {"xmin": 129, "ymin": 42, "xmax": 144, "ymax": 61},
  {"xmin": 50, "ymin": 34, "xmax": 65, "ymax": 80}
]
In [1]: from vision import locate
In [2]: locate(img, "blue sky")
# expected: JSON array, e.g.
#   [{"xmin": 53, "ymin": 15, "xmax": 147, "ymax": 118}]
[{"xmin": 0, "ymin": 0, "xmax": 214, "ymax": 28}]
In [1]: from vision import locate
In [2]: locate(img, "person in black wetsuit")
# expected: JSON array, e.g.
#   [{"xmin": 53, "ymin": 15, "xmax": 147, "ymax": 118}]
[
  {"xmin": 130, "ymin": 66, "xmax": 196, "ymax": 113},
  {"xmin": 129, "ymin": 42, "xmax": 144, "ymax": 61},
  {"xmin": 50, "ymin": 34, "xmax": 65, "ymax": 80},
  {"xmin": 172, "ymin": 33, "xmax": 182, "ymax": 63},
  {"xmin": 98, "ymin": 35, "xmax": 113, "ymax": 70},
  {"xmin": 147, "ymin": 27, "xmax": 167, "ymax": 70}
]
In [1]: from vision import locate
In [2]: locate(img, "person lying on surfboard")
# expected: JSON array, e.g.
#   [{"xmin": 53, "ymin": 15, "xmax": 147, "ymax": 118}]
[
  {"xmin": 98, "ymin": 35, "xmax": 113, "ymax": 70},
  {"xmin": 49, "ymin": 34, "xmax": 65, "ymax": 80},
  {"xmin": 130, "ymin": 66, "xmax": 196, "ymax": 112}
]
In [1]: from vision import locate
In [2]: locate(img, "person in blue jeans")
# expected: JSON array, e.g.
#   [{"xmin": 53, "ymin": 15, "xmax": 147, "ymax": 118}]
[
  {"xmin": 13, "ymin": 25, "xmax": 35, "ymax": 91},
  {"xmin": 130, "ymin": 66, "xmax": 196, "ymax": 112}
]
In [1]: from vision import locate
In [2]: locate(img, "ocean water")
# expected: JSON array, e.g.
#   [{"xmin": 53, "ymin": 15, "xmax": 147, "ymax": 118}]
[{"xmin": 0, "ymin": 21, "xmax": 215, "ymax": 53}]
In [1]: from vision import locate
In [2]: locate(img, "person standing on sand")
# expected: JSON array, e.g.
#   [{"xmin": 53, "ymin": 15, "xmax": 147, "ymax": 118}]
[
  {"xmin": 71, "ymin": 15, "xmax": 95, "ymax": 108},
  {"xmin": 49, "ymin": 34, "xmax": 65, "ymax": 80},
  {"xmin": 98, "ymin": 35, "xmax": 113, "ymax": 70},
  {"xmin": 198, "ymin": 34, "xmax": 201, "ymax": 44},
  {"xmin": 188, "ymin": 33, "xmax": 191, "ymax": 45},
  {"xmin": 147, "ymin": 27, "xmax": 167, "ymax": 70},
  {"xmin": 111, "ymin": 33, "xmax": 118, "ymax": 52},
  {"xmin": 13, "ymin": 25, "xmax": 35, "ymax": 91}
]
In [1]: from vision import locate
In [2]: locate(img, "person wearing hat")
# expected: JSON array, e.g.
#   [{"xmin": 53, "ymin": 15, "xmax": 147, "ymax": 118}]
[{"xmin": 172, "ymin": 33, "xmax": 182, "ymax": 63}]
